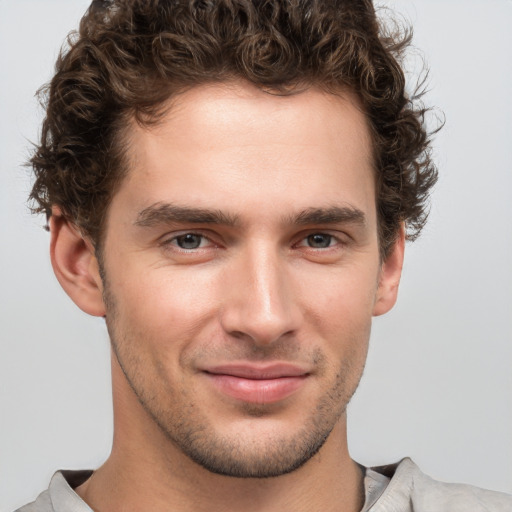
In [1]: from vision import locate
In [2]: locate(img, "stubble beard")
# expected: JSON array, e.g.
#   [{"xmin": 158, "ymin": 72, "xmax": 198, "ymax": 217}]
[{"xmin": 102, "ymin": 272, "xmax": 368, "ymax": 479}]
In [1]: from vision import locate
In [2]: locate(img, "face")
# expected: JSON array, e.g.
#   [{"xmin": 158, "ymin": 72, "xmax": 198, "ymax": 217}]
[{"xmin": 95, "ymin": 82, "xmax": 399, "ymax": 478}]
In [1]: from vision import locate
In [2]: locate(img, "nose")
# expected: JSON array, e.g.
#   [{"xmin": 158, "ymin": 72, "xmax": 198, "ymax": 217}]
[{"xmin": 219, "ymin": 243, "xmax": 301, "ymax": 346}]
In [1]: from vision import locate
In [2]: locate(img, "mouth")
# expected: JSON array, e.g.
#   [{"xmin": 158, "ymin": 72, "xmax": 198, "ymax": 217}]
[{"xmin": 201, "ymin": 363, "xmax": 310, "ymax": 404}]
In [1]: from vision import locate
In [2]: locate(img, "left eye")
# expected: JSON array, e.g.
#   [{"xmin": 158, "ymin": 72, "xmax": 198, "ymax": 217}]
[
  {"xmin": 303, "ymin": 233, "xmax": 335, "ymax": 248},
  {"xmin": 172, "ymin": 233, "xmax": 207, "ymax": 250}
]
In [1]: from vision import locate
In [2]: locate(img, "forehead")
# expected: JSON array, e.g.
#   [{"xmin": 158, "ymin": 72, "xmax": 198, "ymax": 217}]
[
  {"xmin": 128, "ymin": 82, "xmax": 373, "ymax": 165},
  {"xmin": 114, "ymin": 81, "xmax": 376, "ymax": 225}
]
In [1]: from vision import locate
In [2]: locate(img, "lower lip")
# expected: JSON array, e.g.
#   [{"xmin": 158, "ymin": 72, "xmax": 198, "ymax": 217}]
[{"xmin": 205, "ymin": 374, "xmax": 307, "ymax": 404}]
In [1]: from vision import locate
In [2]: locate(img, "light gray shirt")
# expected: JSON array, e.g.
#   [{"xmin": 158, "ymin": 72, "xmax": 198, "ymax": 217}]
[{"xmin": 15, "ymin": 458, "xmax": 512, "ymax": 511}]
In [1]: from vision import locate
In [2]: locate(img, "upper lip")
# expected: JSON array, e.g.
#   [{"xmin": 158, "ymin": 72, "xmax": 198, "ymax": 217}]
[{"xmin": 202, "ymin": 363, "xmax": 309, "ymax": 380}]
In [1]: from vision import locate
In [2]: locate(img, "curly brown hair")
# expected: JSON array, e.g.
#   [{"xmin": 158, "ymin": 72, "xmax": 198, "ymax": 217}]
[{"xmin": 30, "ymin": 0, "xmax": 438, "ymax": 258}]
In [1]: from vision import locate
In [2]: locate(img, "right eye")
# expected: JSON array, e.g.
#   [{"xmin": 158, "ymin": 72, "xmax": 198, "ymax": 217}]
[
  {"xmin": 172, "ymin": 233, "xmax": 207, "ymax": 250},
  {"xmin": 160, "ymin": 232, "xmax": 215, "ymax": 253}
]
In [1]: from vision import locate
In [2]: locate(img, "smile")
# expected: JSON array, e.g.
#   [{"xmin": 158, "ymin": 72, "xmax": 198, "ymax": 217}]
[{"xmin": 202, "ymin": 364, "xmax": 310, "ymax": 404}]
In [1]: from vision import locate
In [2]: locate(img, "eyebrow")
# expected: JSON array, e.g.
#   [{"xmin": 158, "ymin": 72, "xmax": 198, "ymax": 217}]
[
  {"xmin": 134, "ymin": 203, "xmax": 240, "ymax": 227},
  {"xmin": 291, "ymin": 206, "xmax": 366, "ymax": 227},
  {"xmin": 135, "ymin": 202, "xmax": 366, "ymax": 229}
]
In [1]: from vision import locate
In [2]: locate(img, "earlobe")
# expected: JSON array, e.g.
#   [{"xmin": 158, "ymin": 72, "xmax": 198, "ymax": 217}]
[
  {"xmin": 49, "ymin": 207, "xmax": 106, "ymax": 317},
  {"xmin": 373, "ymin": 225, "xmax": 405, "ymax": 317}
]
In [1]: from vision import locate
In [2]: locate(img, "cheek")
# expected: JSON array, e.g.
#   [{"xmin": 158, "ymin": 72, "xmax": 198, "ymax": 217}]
[
  {"xmin": 298, "ymin": 263, "xmax": 379, "ymax": 327},
  {"xmin": 107, "ymin": 261, "xmax": 220, "ymax": 350},
  {"xmin": 295, "ymin": 261, "xmax": 378, "ymax": 368}
]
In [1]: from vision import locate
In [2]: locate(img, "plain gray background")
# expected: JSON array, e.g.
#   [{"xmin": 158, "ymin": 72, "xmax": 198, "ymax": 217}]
[{"xmin": 1, "ymin": 0, "xmax": 511, "ymax": 510}]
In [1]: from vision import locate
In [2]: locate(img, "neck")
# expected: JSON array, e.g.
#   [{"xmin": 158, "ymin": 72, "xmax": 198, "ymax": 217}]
[{"xmin": 76, "ymin": 356, "xmax": 364, "ymax": 512}]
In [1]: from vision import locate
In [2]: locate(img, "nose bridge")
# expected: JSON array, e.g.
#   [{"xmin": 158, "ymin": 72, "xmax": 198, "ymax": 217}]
[{"xmin": 220, "ymin": 240, "xmax": 299, "ymax": 345}]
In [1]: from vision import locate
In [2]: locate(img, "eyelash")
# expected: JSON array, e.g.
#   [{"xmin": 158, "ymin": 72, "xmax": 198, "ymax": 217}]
[
  {"xmin": 296, "ymin": 233, "xmax": 339, "ymax": 249},
  {"xmin": 160, "ymin": 231, "xmax": 344, "ymax": 253},
  {"xmin": 161, "ymin": 232, "xmax": 216, "ymax": 252}
]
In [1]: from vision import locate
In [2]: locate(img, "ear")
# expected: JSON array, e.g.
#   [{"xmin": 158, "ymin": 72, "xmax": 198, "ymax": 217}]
[
  {"xmin": 373, "ymin": 225, "xmax": 405, "ymax": 317},
  {"xmin": 49, "ymin": 207, "xmax": 105, "ymax": 317}
]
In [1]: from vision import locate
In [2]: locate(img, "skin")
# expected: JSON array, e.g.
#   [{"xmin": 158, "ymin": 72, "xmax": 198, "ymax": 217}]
[{"xmin": 50, "ymin": 81, "xmax": 404, "ymax": 512}]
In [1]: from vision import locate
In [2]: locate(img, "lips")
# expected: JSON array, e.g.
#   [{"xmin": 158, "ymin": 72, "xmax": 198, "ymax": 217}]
[{"xmin": 202, "ymin": 363, "xmax": 309, "ymax": 404}]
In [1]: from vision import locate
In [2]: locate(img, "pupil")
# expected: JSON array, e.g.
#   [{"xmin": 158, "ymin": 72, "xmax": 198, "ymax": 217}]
[
  {"xmin": 178, "ymin": 234, "xmax": 201, "ymax": 249},
  {"xmin": 308, "ymin": 234, "xmax": 331, "ymax": 248}
]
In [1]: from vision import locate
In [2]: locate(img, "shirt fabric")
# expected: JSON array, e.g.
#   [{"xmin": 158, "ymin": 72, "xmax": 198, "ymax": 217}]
[{"xmin": 15, "ymin": 458, "xmax": 512, "ymax": 512}]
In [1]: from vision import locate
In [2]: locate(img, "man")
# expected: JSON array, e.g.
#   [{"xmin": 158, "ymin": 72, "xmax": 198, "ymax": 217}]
[{"xmin": 14, "ymin": 0, "xmax": 512, "ymax": 511}]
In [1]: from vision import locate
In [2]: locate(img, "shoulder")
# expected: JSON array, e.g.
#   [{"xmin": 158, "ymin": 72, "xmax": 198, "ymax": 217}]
[
  {"xmin": 371, "ymin": 458, "xmax": 512, "ymax": 512},
  {"xmin": 14, "ymin": 490, "xmax": 53, "ymax": 512},
  {"xmin": 13, "ymin": 470, "xmax": 93, "ymax": 512}
]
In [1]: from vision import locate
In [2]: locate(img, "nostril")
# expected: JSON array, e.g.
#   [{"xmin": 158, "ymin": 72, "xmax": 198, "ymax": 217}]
[{"xmin": 228, "ymin": 330, "xmax": 249, "ymax": 340}]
